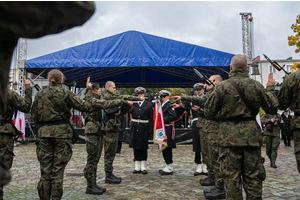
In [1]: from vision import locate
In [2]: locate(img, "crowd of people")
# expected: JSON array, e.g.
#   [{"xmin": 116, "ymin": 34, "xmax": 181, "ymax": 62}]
[{"xmin": 1, "ymin": 54, "xmax": 299, "ymax": 200}]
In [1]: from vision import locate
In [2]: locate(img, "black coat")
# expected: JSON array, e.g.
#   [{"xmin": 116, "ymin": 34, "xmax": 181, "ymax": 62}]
[
  {"xmin": 162, "ymin": 100, "xmax": 177, "ymax": 148},
  {"xmin": 281, "ymin": 113, "xmax": 293, "ymax": 136},
  {"xmin": 129, "ymin": 101, "xmax": 153, "ymax": 149},
  {"xmin": 192, "ymin": 109, "xmax": 201, "ymax": 152},
  {"xmin": 118, "ymin": 115, "xmax": 126, "ymax": 141}
]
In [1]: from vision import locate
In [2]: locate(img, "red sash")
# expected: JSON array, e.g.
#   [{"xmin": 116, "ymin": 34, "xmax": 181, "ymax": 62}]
[{"xmin": 165, "ymin": 122, "xmax": 175, "ymax": 140}]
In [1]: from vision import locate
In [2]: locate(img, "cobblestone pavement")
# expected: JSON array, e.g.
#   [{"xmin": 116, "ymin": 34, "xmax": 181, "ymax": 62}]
[{"xmin": 3, "ymin": 140, "xmax": 300, "ymax": 200}]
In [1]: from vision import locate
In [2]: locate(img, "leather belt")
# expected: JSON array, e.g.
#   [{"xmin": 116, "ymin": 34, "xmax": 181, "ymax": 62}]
[
  {"xmin": 132, "ymin": 119, "xmax": 149, "ymax": 123},
  {"xmin": 222, "ymin": 117, "xmax": 255, "ymax": 122}
]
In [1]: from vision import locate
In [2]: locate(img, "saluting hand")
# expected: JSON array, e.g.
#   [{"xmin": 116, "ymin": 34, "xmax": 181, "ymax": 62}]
[
  {"xmin": 86, "ymin": 77, "xmax": 92, "ymax": 88},
  {"xmin": 266, "ymin": 73, "xmax": 275, "ymax": 87},
  {"xmin": 23, "ymin": 76, "xmax": 31, "ymax": 88}
]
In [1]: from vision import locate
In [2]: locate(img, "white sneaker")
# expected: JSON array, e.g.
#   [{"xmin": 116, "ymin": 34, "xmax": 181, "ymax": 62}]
[
  {"xmin": 196, "ymin": 163, "xmax": 203, "ymax": 173},
  {"xmin": 202, "ymin": 163, "xmax": 208, "ymax": 173}
]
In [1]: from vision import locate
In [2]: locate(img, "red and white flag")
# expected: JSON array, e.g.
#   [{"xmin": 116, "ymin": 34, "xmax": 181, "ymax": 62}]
[
  {"xmin": 152, "ymin": 100, "xmax": 168, "ymax": 151},
  {"xmin": 13, "ymin": 111, "xmax": 25, "ymax": 139}
]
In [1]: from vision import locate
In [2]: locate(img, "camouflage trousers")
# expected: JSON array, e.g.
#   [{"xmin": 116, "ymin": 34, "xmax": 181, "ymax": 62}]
[
  {"xmin": 208, "ymin": 132, "xmax": 223, "ymax": 189},
  {"xmin": 36, "ymin": 138, "xmax": 72, "ymax": 200},
  {"xmin": 264, "ymin": 135, "xmax": 280, "ymax": 163},
  {"xmin": 104, "ymin": 131, "xmax": 118, "ymax": 177},
  {"xmin": 294, "ymin": 129, "xmax": 300, "ymax": 173},
  {"xmin": 83, "ymin": 134, "xmax": 103, "ymax": 187},
  {"xmin": 200, "ymin": 128, "xmax": 215, "ymax": 179},
  {"xmin": 219, "ymin": 146, "xmax": 266, "ymax": 200},
  {"xmin": 0, "ymin": 134, "xmax": 14, "ymax": 199}
]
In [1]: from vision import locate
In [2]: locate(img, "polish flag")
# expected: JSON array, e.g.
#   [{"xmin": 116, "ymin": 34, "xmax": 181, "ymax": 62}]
[
  {"xmin": 152, "ymin": 100, "xmax": 168, "ymax": 151},
  {"xmin": 13, "ymin": 111, "xmax": 25, "ymax": 139}
]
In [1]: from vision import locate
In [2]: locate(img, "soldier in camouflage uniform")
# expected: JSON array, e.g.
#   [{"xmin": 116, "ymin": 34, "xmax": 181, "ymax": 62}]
[
  {"xmin": 204, "ymin": 55, "xmax": 279, "ymax": 200},
  {"xmin": 278, "ymin": 70, "xmax": 300, "ymax": 173},
  {"xmin": 261, "ymin": 112, "xmax": 284, "ymax": 168},
  {"xmin": 103, "ymin": 81, "xmax": 144, "ymax": 184},
  {"xmin": 82, "ymin": 82, "xmax": 133, "ymax": 195},
  {"xmin": 31, "ymin": 71, "xmax": 134, "ymax": 200},
  {"xmin": 0, "ymin": 76, "xmax": 32, "ymax": 199},
  {"xmin": 0, "ymin": 1, "xmax": 95, "ymax": 117}
]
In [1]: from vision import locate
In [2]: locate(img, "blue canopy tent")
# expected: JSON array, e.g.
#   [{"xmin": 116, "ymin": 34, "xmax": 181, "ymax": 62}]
[{"xmin": 26, "ymin": 30, "xmax": 235, "ymax": 87}]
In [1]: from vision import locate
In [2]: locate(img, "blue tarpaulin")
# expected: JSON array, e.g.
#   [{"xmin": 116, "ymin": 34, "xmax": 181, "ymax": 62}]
[{"xmin": 26, "ymin": 30, "xmax": 235, "ymax": 87}]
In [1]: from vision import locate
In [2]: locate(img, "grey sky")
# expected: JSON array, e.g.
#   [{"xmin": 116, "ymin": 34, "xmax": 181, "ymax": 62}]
[{"xmin": 27, "ymin": 1, "xmax": 300, "ymax": 61}]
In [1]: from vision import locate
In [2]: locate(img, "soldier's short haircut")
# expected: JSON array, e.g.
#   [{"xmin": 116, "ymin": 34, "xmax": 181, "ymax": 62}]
[
  {"xmin": 48, "ymin": 69, "xmax": 65, "ymax": 85},
  {"xmin": 92, "ymin": 83, "xmax": 100, "ymax": 91},
  {"xmin": 211, "ymin": 75, "xmax": 223, "ymax": 82},
  {"xmin": 105, "ymin": 81, "xmax": 115, "ymax": 89},
  {"xmin": 231, "ymin": 54, "xmax": 247, "ymax": 69}
]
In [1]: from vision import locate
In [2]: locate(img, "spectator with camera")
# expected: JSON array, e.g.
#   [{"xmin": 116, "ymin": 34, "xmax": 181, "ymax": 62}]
[{"xmin": 261, "ymin": 112, "xmax": 284, "ymax": 168}]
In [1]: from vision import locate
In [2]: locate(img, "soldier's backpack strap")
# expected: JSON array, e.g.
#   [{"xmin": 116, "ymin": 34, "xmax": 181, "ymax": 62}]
[
  {"xmin": 46, "ymin": 87, "xmax": 79, "ymax": 144},
  {"xmin": 228, "ymin": 78, "xmax": 257, "ymax": 117}
]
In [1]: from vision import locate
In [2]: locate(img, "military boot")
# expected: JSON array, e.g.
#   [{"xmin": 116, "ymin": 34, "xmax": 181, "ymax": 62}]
[
  {"xmin": 105, "ymin": 174, "xmax": 122, "ymax": 184},
  {"xmin": 199, "ymin": 177, "xmax": 215, "ymax": 186},
  {"xmin": 203, "ymin": 186, "xmax": 217, "ymax": 194},
  {"xmin": 204, "ymin": 187, "xmax": 226, "ymax": 199},
  {"xmin": 85, "ymin": 185, "xmax": 105, "ymax": 195},
  {"xmin": 270, "ymin": 162, "xmax": 277, "ymax": 168},
  {"xmin": 95, "ymin": 184, "xmax": 106, "ymax": 192}
]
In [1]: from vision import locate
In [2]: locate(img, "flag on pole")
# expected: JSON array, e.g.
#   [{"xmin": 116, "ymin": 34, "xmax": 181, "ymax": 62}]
[
  {"xmin": 152, "ymin": 100, "xmax": 168, "ymax": 151},
  {"xmin": 13, "ymin": 111, "xmax": 25, "ymax": 139}
]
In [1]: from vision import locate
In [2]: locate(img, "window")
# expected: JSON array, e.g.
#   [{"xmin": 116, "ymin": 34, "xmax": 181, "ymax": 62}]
[
  {"xmin": 286, "ymin": 65, "xmax": 292, "ymax": 73},
  {"xmin": 269, "ymin": 65, "xmax": 277, "ymax": 74}
]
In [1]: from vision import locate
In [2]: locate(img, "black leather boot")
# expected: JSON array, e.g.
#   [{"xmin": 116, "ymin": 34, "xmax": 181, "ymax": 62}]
[
  {"xmin": 85, "ymin": 185, "xmax": 105, "ymax": 195},
  {"xmin": 270, "ymin": 162, "xmax": 277, "ymax": 168},
  {"xmin": 105, "ymin": 174, "xmax": 122, "ymax": 184},
  {"xmin": 199, "ymin": 177, "xmax": 215, "ymax": 186},
  {"xmin": 95, "ymin": 184, "xmax": 106, "ymax": 192},
  {"xmin": 203, "ymin": 186, "xmax": 217, "ymax": 194},
  {"xmin": 204, "ymin": 187, "xmax": 226, "ymax": 199}
]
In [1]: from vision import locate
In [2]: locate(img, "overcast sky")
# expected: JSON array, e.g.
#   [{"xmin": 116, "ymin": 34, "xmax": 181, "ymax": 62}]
[{"xmin": 27, "ymin": 1, "xmax": 300, "ymax": 61}]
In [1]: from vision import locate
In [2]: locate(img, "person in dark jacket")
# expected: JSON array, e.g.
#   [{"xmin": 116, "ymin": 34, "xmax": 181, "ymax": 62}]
[
  {"xmin": 116, "ymin": 114, "xmax": 126, "ymax": 154},
  {"xmin": 158, "ymin": 90, "xmax": 177, "ymax": 175},
  {"xmin": 129, "ymin": 87, "xmax": 153, "ymax": 174},
  {"xmin": 281, "ymin": 110, "xmax": 293, "ymax": 147}
]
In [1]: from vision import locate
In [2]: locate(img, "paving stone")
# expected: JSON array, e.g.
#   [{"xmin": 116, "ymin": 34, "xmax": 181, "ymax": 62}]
[{"xmin": 2, "ymin": 140, "xmax": 300, "ymax": 199}]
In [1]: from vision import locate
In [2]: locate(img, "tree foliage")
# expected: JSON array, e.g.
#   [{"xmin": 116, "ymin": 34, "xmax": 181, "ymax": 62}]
[{"xmin": 288, "ymin": 14, "xmax": 300, "ymax": 53}]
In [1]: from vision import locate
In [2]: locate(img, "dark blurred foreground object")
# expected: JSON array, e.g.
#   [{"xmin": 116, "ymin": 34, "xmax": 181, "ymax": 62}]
[
  {"xmin": 0, "ymin": 1, "xmax": 95, "ymax": 115},
  {"xmin": 0, "ymin": 156, "xmax": 11, "ymax": 187}
]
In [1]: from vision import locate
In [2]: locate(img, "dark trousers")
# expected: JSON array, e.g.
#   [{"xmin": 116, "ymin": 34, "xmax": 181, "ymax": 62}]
[
  {"xmin": 117, "ymin": 141, "xmax": 122, "ymax": 153},
  {"xmin": 194, "ymin": 152, "xmax": 202, "ymax": 164},
  {"xmin": 282, "ymin": 135, "xmax": 291, "ymax": 146},
  {"xmin": 162, "ymin": 148, "xmax": 173, "ymax": 164},
  {"xmin": 133, "ymin": 148, "xmax": 148, "ymax": 161}
]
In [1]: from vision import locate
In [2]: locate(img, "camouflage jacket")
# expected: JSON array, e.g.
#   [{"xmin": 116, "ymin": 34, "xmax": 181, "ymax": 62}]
[
  {"xmin": 103, "ymin": 90, "xmax": 140, "ymax": 132},
  {"xmin": 204, "ymin": 68, "xmax": 279, "ymax": 147},
  {"xmin": 278, "ymin": 70, "xmax": 300, "ymax": 153},
  {"xmin": 278, "ymin": 70, "xmax": 300, "ymax": 129},
  {"xmin": 84, "ymin": 89, "xmax": 129, "ymax": 135},
  {"xmin": 261, "ymin": 113, "xmax": 283, "ymax": 136},
  {"xmin": 31, "ymin": 83, "xmax": 128, "ymax": 138},
  {"xmin": 0, "ymin": 88, "xmax": 32, "ymax": 136}
]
